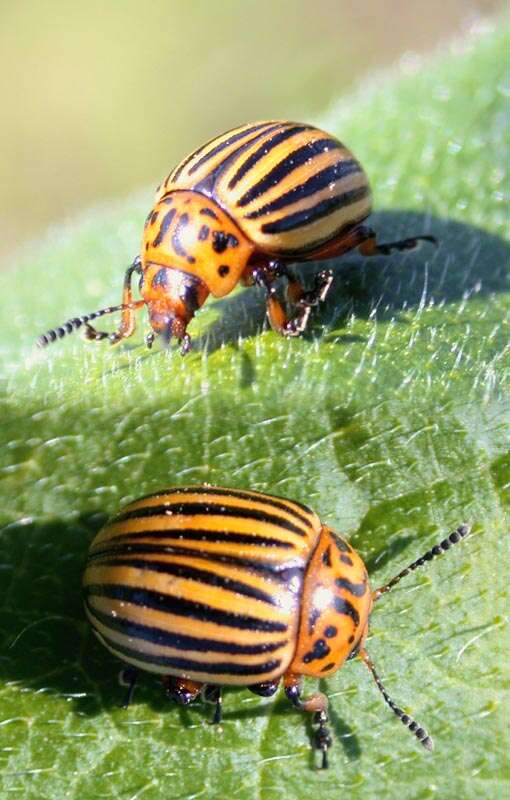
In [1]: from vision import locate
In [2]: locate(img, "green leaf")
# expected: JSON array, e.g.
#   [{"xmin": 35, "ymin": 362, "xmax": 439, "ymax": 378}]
[{"xmin": 1, "ymin": 23, "xmax": 510, "ymax": 800}]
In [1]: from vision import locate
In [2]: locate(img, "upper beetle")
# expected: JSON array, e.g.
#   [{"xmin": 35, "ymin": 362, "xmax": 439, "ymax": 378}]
[
  {"xmin": 38, "ymin": 121, "xmax": 435, "ymax": 353},
  {"xmin": 82, "ymin": 484, "xmax": 469, "ymax": 768}
]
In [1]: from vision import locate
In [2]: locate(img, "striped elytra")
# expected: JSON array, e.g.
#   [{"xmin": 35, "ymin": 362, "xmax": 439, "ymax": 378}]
[
  {"xmin": 37, "ymin": 120, "xmax": 436, "ymax": 353},
  {"xmin": 83, "ymin": 484, "xmax": 469, "ymax": 767}
]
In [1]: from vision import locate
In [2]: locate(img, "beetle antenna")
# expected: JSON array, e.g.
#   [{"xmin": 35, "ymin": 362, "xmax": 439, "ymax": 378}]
[
  {"xmin": 373, "ymin": 524, "xmax": 470, "ymax": 602},
  {"xmin": 359, "ymin": 648, "xmax": 434, "ymax": 751},
  {"xmin": 36, "ymin": 302, "xmax": 142, "ymax": 348}
]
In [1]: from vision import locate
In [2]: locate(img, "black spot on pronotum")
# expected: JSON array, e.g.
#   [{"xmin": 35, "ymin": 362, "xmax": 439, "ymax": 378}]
[
  {"xmin": 308, "ymin": 608, "xmax": 321, "ymax": 636},
  {"xmin": 334, "ymin": 595, "xmax": 360, "ymax": 625},
  {"xmin": 212, "ymin": 231, "xmax": 239, "ymax": 253},
  {"xmin": 200, "ymin": 207, "xmax": 218, "ymax": 219},
  {"xmin": 335, "ymin": 577, "xmax": 367, "ymax": 597},
  {"xmin": 348, "ymin": 634, "xmax": 355, "ymax": 644},
  {"xmin": 331, "ymin": 533, "xmax": 352, "ymax": 553},
  {"xmin": 320, "ymin": 662, "xmax": 335, "ymax": 673},
  {"xmin": 198, "ymin": 224, "xmax": 210, "ymax": 241},
  {"xmin": 153, "ymin": 208, "xmax": 176, "ymax": 248},
  {"xmin": 302, "ymin": 638, "xmax": 330, "ymax": 664},
  {"xmin": 324, "ymin": 625, "xmax": 337, "ymax": 639},
  {"xmin": 322, "ymin": 546, "xmax": 332, "ymax": 567},
  {"xmin": 218, "ymin": 265, "xmax": 230, "ymax": 277},
  {"xmin": 340, "ymin": 555, "xmax": 353, "ymax": 566}
]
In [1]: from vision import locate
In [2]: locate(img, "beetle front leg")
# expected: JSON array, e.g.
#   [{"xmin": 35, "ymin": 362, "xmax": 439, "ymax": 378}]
[
  {"xmin": 84, "ymin": 256, "xmax": 143, "ymax": 345},
  {"xmin": 284, "ymin": 672, "xmax": 332, "ymax": 769}
]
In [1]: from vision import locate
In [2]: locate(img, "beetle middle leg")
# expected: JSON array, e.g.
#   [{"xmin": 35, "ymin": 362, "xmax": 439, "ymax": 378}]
[
  {"xmin": 284, "ymin": 672, "xmax": 332, "ymax": 769},
  {"xmin": 83, "ymin": 256, "xmax": 144, "ymax": 345},
  {"xmin": 253, "ymin": 262, "xmax": 333, "ymax": 337}
]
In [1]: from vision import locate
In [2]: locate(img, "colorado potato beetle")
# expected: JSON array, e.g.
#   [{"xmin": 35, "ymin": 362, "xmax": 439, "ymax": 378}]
[
  {"xmin": 83, "ymin": 484, "xmax": 468, "ymax": 767},
  {"xmin": 38, "ymin": 121, "xmax": 435, "ymax": 353}
]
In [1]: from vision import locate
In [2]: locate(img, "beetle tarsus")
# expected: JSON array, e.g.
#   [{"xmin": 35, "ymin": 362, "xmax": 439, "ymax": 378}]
[
  {"xmin": 180, "ymin": 333, "xmax": 192, "ymax": 356},
  {"xmin": 313, "ymin": 711, "xmax": 332, "ymax": 770},
  {"xmin": 202, "ymin": 685, "xmax": 222, "ymax": 724},
  {"xmin": 118, "ymin": 666, "xmax": 138, "ymax": 709}
]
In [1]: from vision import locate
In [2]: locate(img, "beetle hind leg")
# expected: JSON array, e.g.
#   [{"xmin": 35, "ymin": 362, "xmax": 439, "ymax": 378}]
[
  {"xmin": 357, "ymin": 227, "xmax": 437, "ymax": 257},
  {"xmin": 284, "ymin": 673, "xmax": 332, "ymax": 769}
]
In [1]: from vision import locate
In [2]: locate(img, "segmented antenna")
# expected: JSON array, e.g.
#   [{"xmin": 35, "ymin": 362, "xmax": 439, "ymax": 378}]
[
  {"xmin": 360, "ymin": 649, "xmax": 434, "ymax": 751},
  {"xmin": 36, "ymin": 302, "xmax": 140, "ymax": 348},
  {"xmin": 373, "ymin": 524, "xmax": 470, "ymax": 601}
]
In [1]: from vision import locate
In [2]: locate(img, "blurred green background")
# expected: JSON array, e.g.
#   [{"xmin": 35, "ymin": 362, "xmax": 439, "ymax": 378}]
[{"xmin": 0, "ymin": 0, "xmax": 506, "ymax": 267}]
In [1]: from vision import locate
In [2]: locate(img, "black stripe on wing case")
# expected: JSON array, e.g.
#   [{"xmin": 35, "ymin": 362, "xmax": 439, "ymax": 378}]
[
  {"xmin": 237, "ymin": 138, "xmax": 342, "ymax": 208},
  {"xmin": 188, "ymin": 122, "xmax": 277, "ymax": 176},
  {"xmin": 192, "ymin": 123, "xmax": 283, "ymax": 196},
  {"xmin": 136, "ymin": 486, "xmax": 315, "ymax": 527},
  {"xmin": 92, "ymin": 557, "xmax": 278, "ymax": 605},
  {"xmin": 87, "ymin": 543, "xmax": 304, "ymax": 580},
  {"xmin": 102, "ymin": 528, "xmax": 296, "ymax": 549},
  {"xmin": 227, "ymin": 124, "xmax": 310, "ymax": 190},
  {"xmin": 244, "ymin": 160, "xmax": 361, "ymax": 219},
  {"xmin": 98, "ymin": 630, "xmax": 282, "ymax": 675},
  {"xmin": 261, "ymin": 186, "xmax": 370, "ymax": 234},
  {"xmin": 170, "ymin": 122, "xmax": 257, "ymax": 184},
  {"xmin": 112, "ymin": 502, "xmax": 308, "ymax": 537},
  {"xmin": 86, "ymin": 601, "xmax": 287, "ymax": 655},
  {"xmin": 85, "ymin": 583, "xmax": 289, "ymax": 632}
]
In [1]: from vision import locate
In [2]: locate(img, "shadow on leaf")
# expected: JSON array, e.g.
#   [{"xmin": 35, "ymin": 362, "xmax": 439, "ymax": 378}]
[{"xmin": 192, "ymin": 209, "xmax": 509, "ymax": 354}]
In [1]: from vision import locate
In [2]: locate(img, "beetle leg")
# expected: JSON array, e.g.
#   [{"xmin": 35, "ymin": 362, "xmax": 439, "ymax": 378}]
[
  {"xmin": 118, "ymin": 666, "xmax": 139, "ymax": 709},
  {"xmin": 162, "ymin": 675, "xmax": 203, "ymax": 707},
  {"xmin": 83, "ymin": 256, "xmax": 144, "ymax": 345},
  {"xmin": 284, "ymin": 673, "xmax": 332, "ymax": 769},
  {"xmin": 248, "ymin": 678, "xmax": 281, "ymax": 697},
  {"xmin": 253, "ymin": 263, "xmax": 332, "ymax": 337},
  {"xmin": 286, "ymin": 268, "xmax": 334, "ymax": 309},
  {"xmin": 202, "ymin": 685, "xmax": 223, "ymax": 724},
  {"xmin": 180, "ymin": 332, "xmax": 192, "ymax": 356},
  {"xmin": 356, "ymin": 226, "xmax": 437, "ymax": 257},
  {"xmin": 145, "ymin": 331, "xmax": 155, "ymax": 349}
]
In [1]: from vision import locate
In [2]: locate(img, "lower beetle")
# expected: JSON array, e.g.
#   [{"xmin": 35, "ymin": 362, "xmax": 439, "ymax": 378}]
[
  {"xmin": 38, "ymin": 121, "xmax": 435, "ymax": 353},
  {"xmin": 82, "ymin": 484, "xmax": 468, "ymax": 767}
]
